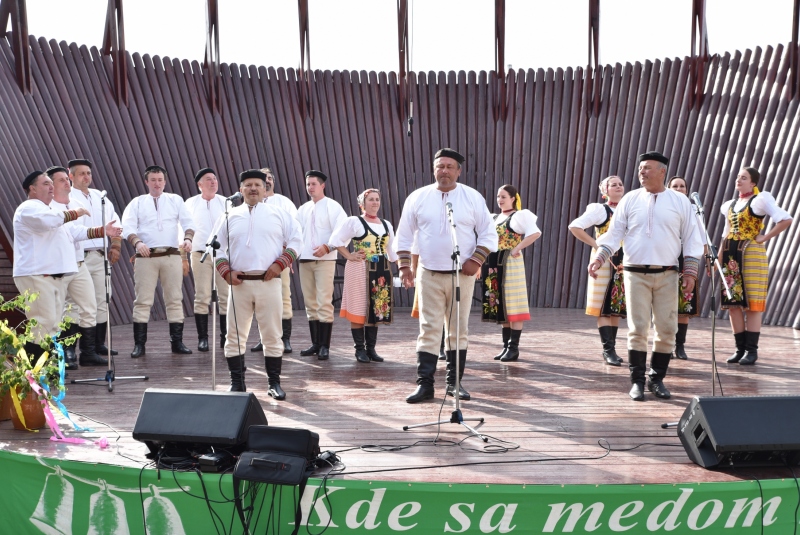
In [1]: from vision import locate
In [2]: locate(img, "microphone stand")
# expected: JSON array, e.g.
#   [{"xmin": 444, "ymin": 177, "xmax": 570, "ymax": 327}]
[
  {"xmin": 201, "ymin": 211, "xmax": 227, "ymax": 391},
  {"xmin": 692, "ymin": 200, "xmax": 732, "ymax": 397},
  {"xmin": 403, "ymin": 204, "xmax": 487, "ymax": 442},
  {"xmin": 72, "ymin": 192, "xmax": 149, "ymax": 391}
]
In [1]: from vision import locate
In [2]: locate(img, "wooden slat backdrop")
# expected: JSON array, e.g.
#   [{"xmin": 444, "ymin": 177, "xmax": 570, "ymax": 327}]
[{"xmin": 0, "ymin": 35, "xmax": 798, "ymax": 328}]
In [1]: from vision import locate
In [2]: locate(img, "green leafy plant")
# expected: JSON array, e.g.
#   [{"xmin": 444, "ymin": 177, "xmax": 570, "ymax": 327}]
[{"xmin": 0, "ymin": 292, "xmax": 74, "ymax": 401}]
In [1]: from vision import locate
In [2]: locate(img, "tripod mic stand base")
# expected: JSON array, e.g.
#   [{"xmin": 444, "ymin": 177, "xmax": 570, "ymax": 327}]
[
  {"xmin": 403, "ymin": 410, "xmax": 488, "ymax": 442},
  {"xmin": 70, "ymin": 361, "xmax": 149, "ymax": 392}
]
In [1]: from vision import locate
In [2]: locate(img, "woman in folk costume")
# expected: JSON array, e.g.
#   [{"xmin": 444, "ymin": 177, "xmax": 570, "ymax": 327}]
[
  {"xmin": 568, "ymin": 176, "xmax": 626, "ymax": 366},
  {"xmin": 330, "ymin": 188, "xmax": 397, "ymax": 363},
  {"xmin": 667, "ymin": 176, "xmax": 704, "ymax": 360},
  {"xmin": 481, "ymin": 185, "xmax": 541, "ymax": 362},
  {"xmin": 720, "ymin": 167, "xmax": 792, "ymax": 365}
]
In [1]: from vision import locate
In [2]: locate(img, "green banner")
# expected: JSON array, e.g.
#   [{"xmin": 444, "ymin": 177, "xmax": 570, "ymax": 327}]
[{"xmin": 1, "ymin": 450, "xmax": 798, "ymax": 534}]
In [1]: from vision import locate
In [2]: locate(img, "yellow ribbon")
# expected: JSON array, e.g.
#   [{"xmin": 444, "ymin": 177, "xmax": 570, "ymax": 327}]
[
  {"xmin": 753, "ymin": 186, "xmax": 760, "ymax": 195},
  {"xmin": 515, "ymin": 193, "xmax": 522, "ymax": 211}
]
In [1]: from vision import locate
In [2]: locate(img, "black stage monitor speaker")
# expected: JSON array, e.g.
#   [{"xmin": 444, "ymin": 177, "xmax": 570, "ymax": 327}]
[
  {"xmin": 133, "ymin": 388, "xmax": 268, "ymax": 456},
  {"xmin": 678, "ymin": 395, "xmax": 800, "ymax": 469}
]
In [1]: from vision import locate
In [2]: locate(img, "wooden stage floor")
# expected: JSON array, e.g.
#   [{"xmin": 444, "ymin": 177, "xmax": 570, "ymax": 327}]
[{"xmin": 2, "ymin": 308, "xmax": 799, "ymax": 486}]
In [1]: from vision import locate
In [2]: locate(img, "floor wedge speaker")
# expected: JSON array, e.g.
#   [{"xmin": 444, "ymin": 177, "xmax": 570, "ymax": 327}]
[
  {"xmin": 133, "ymin": 388, "xmax": 268, "ymax": 457},
  {"xmin": 678, "ymin": 395, "xmax": 800, "ymax": 468}
]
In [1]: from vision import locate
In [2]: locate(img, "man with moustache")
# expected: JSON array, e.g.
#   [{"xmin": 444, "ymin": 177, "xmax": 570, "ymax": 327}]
[
  {"xmin": 13, "ymin": 171, "xmax": 86, "ymax": 358},
  {"xmin": 296, "ymin": 170, "xmax": 347, "ymax": 360},
  {"xmin": 216, "ymin": 170, "xmax": 303, "ymax": 398},
  {"xmin": 589, "ymin": 152, "xmax": 704, "ymax": 401},
  {"xmin": 68, "ymin": 159, "xmax": 123, "ymax": 357},
  {"xmin": 251, "ymin": 167, "xmax": 299, "ymax": 355},
  {"xmin": 395, "ymin": 148, "xmax": 498, "ymax": 403},
  {"xmin": 47, "ymin": 166, "xmax": 121, "ymax": 368},
  {"xmin": 184, "ymin": 167, "xmax": 229, "ymax": 352},
  {"xmin": 121, "ymin": 165, "xmax": 195, "ymax": 358}
]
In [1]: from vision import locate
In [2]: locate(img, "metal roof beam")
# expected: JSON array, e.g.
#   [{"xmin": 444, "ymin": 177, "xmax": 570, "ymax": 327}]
[
  {"xmin": 101, "ymin": 0, "xmax": 128, "ymax": 106},
  {"xmin": 0, "ymin": 0, "xmax": 31, "ymax": 93},
  {"xmin": 203, "ymin": 0, "xmax": 220, "ymax": 113}
]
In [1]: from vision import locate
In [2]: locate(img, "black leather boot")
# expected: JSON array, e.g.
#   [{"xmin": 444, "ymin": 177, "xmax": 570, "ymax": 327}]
[
  {"xmin": 494, "ymin": 327, "xmax": 511, "ymax": 360},
  {"xmin": 282, "ymin": 319, "xmax": 293, "ymax": 354},
  {"xmin": 78, "ymin": 326, "xmax": 108, "ymax": 366},
  {"xmin": 439, "ymin": 329, "xmax": 447, "ymax": 360},
  {"xmin": 727, "ymin": 331, "xmax": 747, "ymax": 363},
  {"xmin": 501, "ymin": 329, "xmax": 521, "ymax": 362},
  {"xmin": 226, "ymin": 355, "xmax": 246, "ymax": 392},
  {"xmin": 317, "ymin": 322, "xmax": 332, "ymax": 360},
  {"xmin": 300, "ymin": 320, "xmax": 321, "ymax": 356},
  {"xmin": 647, "ymin": 351, "xmax": 672, "ymax": 399},
  {"xmin": 673, "ymin": 323, "xmax": 689, "ymax": 360},
  {"xmin": 628, "ymin": 350, "xmax": 647, "ymax": 401},
  {"xmin": 61, "ymin": 324, "xmax": 79, "ymax": 370},
  {"xmin": 250, "ymin": 342, "xmax": 263, "ymax": 352},
  {"xmin": 130, "ymin": 323, "xmax": 147, "ymax": 358},
  {"xmin": 406, "ymin": 352, "xmax": 438, "ymax": 403},
  {"xmin": 599, "ymin": 325, "xmax": 623, "ymax": 365},
  {"xmin": 169, "ymin": 323, "xmax": 193, "ymax": 354},
  {"xmin": 219, "ymin": 314, "xmax": 227, "ymax": 349},
  {"xmin": 364, "ymin": 326, "xmax": 383, "ymax": 362},
  {"xmin": 739, "ymin": 331, "xmax": 760, "ymax": 365},
  {"xmin": 352, "ymin": 328, "xmax": 369, "ymax": 363},
  {"xmin": 445, "ymin": 350, "xmax": 470, "ymax": 400},
  {"xmin": 195, "ymin": 313, "xmax": 209, "ymax": 352},
  {"xmin": 265, "ymin": 356, "xmax": 286, "ymax": 400},
  {"xmin": 95, "ymin": 322, "xmax": 118, "ymax": 356}
]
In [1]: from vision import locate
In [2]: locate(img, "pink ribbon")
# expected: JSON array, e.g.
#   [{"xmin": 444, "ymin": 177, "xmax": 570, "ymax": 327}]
[{"xmin": 25, "ymin": 372, "xmax": 108, "ymax": 448}]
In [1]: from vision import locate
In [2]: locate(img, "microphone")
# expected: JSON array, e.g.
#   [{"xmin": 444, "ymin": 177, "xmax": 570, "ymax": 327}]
[
  {"xmin": 226, "ymin": 192, "xmax": 243, "ymax": 203},
  {"xmin": 690, "ymin": 192, "xmax": 704, "ymax": 213}
]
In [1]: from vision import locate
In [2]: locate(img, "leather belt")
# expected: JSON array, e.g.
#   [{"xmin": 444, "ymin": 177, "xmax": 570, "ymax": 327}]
[
  {"xmin": 136, "ymin": 247, "xmax": 179, "ymax": 258},
  {"xmin": 624, "ymin": 265, "xmax": 677, "ymax": 274},
  {"xmin": 45, "ymin": 273, "xmax": 66, "ymax": 279},
  {"xmin": 427, "ymin": 269, "xmax": 458, "ymax": 275},
  {"xmin": 239, "ymin": 273, "xmax": 267, "ymax": 280}
]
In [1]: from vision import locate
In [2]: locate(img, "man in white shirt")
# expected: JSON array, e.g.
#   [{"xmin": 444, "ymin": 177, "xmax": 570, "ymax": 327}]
[
  {"xmin": 68, "ymin": 159, "xmax": 123, "ymax": 358},
  {"xmin": 121, "ymin": 165, "xmax": 195, "ymax": 358},
  {"xmin": 48, "ymin": 166, "xmax": 121, "ymax": 368},
  {"xmin": 396, "ymin": 149, "xmax": 498, "ymax": 403},
  {"xmin": 13, "ymin": 171, "xmax": 85, "ymax": 359},
  {"xmin": 250, "ymin": 167, "xmax": 299, "ymax": 355},
  {"xmin": 296, "ymin": 170, "xmax": 347, "ymax": 360},
  {"xmin": 215, "ymin": 170, "xmax": 303, "ymax": 398},
  {"xmin": 184, "ymin": 167, "xmax": 229, "ymax": 352},
  {"xmin": 590, "ymin": 151, "xmax": 704, "ymax": 401}
]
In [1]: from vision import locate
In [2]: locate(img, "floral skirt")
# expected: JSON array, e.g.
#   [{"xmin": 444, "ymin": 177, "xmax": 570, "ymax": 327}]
[
  {"xmin": 585, "ymin": 249, "xmax": 626, "ymax": 318},
  {"xmin": 481, "ymin": 250, "xmax": 530, "ymax": 323},
  {"xmin": 720, "ymin": 239, "xmax": 768, "ymax": 312},
  {"xmin": 339, "ymin": 257, "xmax": 393, "ymax": 325}
]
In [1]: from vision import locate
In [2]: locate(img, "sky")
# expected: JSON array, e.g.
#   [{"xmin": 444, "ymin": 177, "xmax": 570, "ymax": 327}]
[{"xmin": 24, "ymin": 0, "xmax": 796, "ymax": 73}]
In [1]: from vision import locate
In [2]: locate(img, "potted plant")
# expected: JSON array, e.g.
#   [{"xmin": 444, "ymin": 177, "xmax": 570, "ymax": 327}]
[{"xmin": 0, "ymin": 292, "xmax": 73, "ymax": 430}]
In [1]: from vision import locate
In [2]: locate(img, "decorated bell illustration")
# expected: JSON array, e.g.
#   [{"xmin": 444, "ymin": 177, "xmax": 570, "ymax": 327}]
[
  {"xmin": 143, "ymin": 484, "xmax": 186, "ymax": 535},
  {"xmin": 29, "ymin": 466, "xmax": 74, "ymax": 535},
  {"xmin": 87, "ymin": 480, "xmax": 129, "ymax": 535}
]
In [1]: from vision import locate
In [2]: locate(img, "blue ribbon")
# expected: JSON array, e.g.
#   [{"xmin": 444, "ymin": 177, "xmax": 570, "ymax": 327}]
[{"xmin": 39, "ymin": 335, "xmax": 93, "ymax": 432}]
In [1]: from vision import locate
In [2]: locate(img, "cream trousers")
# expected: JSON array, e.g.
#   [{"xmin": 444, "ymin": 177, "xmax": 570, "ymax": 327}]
[
  {"xmin": 132, "ymin": 255, "xmax": 184, "ymax": 323},
  {"xmin": 623, "ymin": 270, "xmax": 679, "ymax": 353},
  {"xmin": 416, "ymin": 267, "xmax": 476, "ymax": 354},
  {"xmin": 225, "ymin": 278, "xmax": 282, "ymax": 357}
]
